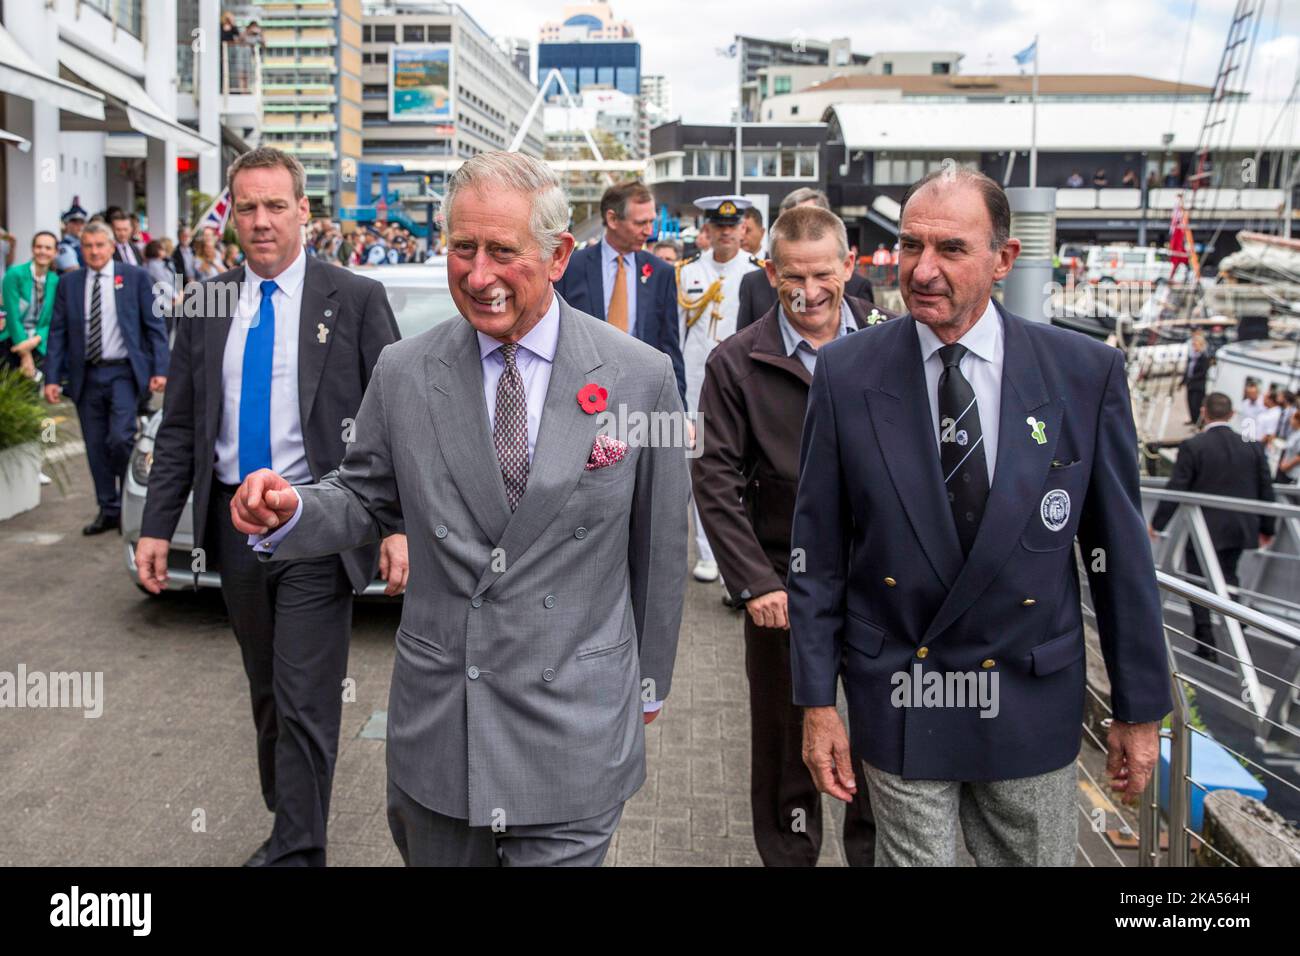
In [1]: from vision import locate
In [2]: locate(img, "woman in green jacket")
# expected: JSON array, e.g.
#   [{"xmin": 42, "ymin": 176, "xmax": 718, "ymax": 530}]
[{"xmin": 0, "ymin": 230, "xmax": 59, "ymax": 379}]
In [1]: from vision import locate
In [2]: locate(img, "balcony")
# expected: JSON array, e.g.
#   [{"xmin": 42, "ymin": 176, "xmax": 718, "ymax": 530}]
[
  {"xmin": 1055, "ymin": 187, "xmax": 1288, "ymax": 215},
  {"xmin": 175, "ymin": 41, "xmax": 262, "ymax": 133}
]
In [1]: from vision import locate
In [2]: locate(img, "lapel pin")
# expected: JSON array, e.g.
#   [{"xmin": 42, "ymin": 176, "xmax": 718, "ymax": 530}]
[
  {"xmin": 317, "ymin": 323, "xmax": 330, "ymax": 344},
  {"xmin": 324, "ymin": 309, "xmax": 332, "ymax": 317},
  {"xmin": 1026, "ymin": 416, "xmax": 1047, "ymax": 445}
]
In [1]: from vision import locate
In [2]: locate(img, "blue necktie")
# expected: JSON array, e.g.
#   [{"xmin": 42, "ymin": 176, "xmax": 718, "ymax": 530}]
[{"xmin": 238, "ymin": 279, "xmax": 278, "ymax": 479}]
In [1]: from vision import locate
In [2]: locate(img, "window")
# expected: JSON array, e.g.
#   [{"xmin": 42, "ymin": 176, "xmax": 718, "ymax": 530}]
[
  {"xmin": 932, "ymin": 62, "xmax": 951, "ymax": 75},
  {"xmin": 372, "ymin": 24, "xmax": 396, "ymax": 43},
  {"xmin": 404, "ymin": 25, "xmax": 425, "ymax": 43},
  {"xmin": 773, "ymin": 75, "xmax": 792, "ymax": 95},
  {"xmin": 759, "ymin": 76, "xmax": 768, "ymax": 98},
  {"xmin": 579, "ymin": 66, "xmax": 596, "ymax": 88},
  {"xmin": 363, "ymin": 25, "xmax": 372, "ymax": 41},
  {"xmin": 882, "ymin": 62, "xmax": 893, "ymax": 75},
  {"xmin": 797, "ymin": 150, "xmax": 815, "ymax": 176},
  {"xmin": 790, "ymin": 105, "xmax": 799, "ymax": 116}
]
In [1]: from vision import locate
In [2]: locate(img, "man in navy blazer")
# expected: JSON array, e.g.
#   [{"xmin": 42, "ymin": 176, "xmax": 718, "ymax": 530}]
[
  {"xmin": 788, "ymin": 169, "xmax": 1170, "ymax": 866},
  {"xmin": 554, "ymin": 181, "xmax": 686, "ymax": 403},
  {"xmin": 45, "ymin": 220, "xmax": 168, "ymax": 534}
]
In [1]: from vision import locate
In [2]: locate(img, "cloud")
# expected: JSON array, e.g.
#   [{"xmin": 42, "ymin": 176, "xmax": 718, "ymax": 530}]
[{"xmin": 466, "ymin": 0, "xmax": 1300, "ymax": 124}]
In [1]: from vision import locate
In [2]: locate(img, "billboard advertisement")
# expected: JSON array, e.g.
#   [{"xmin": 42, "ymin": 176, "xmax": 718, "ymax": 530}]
[{"xmin": 389, "ymin": 44, "xmax": 455, "ymax": 123}]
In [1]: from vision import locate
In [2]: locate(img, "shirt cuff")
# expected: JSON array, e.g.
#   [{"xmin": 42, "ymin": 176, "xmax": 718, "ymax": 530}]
[
  {"xmin": 248, "ymin": 494, "xmax": 304, "ymax": 553},
  {"xmin": 643, "ymin": 700, "xmax": 663, "ymax": 714}
]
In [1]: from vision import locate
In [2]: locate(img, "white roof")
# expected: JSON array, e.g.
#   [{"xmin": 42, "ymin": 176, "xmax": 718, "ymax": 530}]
[
  {"xmin": 827, "ymin": 101, "xmax": 1300, "ymax": 152},
  {"xmin": 58, "ymin": 41, "xmax": 216, "ymax": 155},
  {"xmin": 0, "ymin": 25, "xmax": 103, "ymax": 120}
]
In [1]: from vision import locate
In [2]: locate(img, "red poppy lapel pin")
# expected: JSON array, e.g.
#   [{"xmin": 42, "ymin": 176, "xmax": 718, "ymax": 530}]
[
  {"xmin": 113, "ymin": 274, "xmax": 124, "ymax": 290},
  {"xmin": 577, "ymin": 382, "xmax": 608, "ymax": 415},
  {"xmin": 640, "ymin": 262, "xmax": 653, "ymax": 285}
]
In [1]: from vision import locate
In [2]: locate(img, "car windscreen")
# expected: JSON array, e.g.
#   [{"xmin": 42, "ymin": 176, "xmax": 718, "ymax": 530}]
[{"xmin": 378, "ymin": 284, "xmax": 462, "ymax": 337}]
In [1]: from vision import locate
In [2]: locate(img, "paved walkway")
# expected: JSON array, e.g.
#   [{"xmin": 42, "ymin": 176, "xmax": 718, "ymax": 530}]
[{"xmin": 0, "ymin": 437, "xmax": 1128, "ymax": 866}]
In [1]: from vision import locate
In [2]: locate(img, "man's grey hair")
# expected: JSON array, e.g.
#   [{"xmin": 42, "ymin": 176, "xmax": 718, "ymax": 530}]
[
  {"xmin": 769, "ymin": 205, "xmax": 849, "ymax": 266},
  {"xmin": 901, "ymin": 166, "xmax": 1010, "ymax": 251},
  {"xmin": 780, "ymin": 187, "xmax": 831, "ymax": 214},
  {"xmin": 81, "ymin": 220, "xmax": 113, "ymax": 241},
  {"xmin": 443, "ymin": 151, "xmax": 570, "ymax": 257}
]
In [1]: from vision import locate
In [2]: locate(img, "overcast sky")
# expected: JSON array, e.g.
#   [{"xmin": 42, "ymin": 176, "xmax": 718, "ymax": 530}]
[{"xmin": 463, "ymin": 0, "xmax": 1300, "ymax": 123}]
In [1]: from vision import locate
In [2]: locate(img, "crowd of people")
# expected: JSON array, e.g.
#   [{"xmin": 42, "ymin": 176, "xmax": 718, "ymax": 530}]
[{"xmin": 5, "ymin": 142, "xmax": 1293, "ymax": 870}]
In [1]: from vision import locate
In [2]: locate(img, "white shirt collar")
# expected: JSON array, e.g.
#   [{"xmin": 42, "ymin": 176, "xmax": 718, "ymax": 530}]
[
  {"xmin": 1204, "ymin": 421, "xmax": 1233, "ymax": 431},
  {"xmin": 914, "ymin": 298, "xmax": 1001, "ymax": 364},
  {"xmin": 477, "ymin": 291, "xmax": 561, "ymax": 364},
  {"xmin": 245, "ymin": 248, "xmax": 307, "ymax": 299}
]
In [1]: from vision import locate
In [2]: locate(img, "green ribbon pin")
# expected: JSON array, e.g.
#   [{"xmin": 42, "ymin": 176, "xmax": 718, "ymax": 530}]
[{"xmin": 1027, "ymin": 416, "xmax": 1047, "ymax": 445}]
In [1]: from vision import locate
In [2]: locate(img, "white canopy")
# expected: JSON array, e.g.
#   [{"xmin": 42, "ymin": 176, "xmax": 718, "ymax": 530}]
[
  {"xmin": 0, "ymin": 25, "xmax": 104, "ymax": 119},
  {"xmin": 58, "ymin": 41, "xmax": 216, "ymax": 155}
]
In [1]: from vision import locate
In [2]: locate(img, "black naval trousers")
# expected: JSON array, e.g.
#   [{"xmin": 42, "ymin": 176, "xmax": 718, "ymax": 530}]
[
  {"xmin": 744, "ymin": 618, "xmax": 875, "ymax": 866},
  {"xmin": 210, "ymin": 481, "xmax": 353, "ymax": 866}
]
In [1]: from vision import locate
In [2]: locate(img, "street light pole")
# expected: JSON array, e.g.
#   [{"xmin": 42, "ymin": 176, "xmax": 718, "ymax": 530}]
[{"xmin": 734, "ymin": 34, "xmax": 743, "ymax": 194}]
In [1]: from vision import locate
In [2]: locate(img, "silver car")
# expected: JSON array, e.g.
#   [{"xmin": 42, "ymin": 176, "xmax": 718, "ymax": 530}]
[{"xmin": 121, "ymin": 261, "xmax": 461, "ymax": 594}]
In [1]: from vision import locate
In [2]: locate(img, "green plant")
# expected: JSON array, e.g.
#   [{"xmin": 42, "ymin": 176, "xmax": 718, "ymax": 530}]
[{"xmin": 0, "ymin": 367, "xmax": 43, "ymax": 452}]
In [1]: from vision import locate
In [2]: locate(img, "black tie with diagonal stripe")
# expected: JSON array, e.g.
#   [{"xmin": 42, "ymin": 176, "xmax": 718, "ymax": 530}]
[
  {"xmin": 938, "ymin": 343, "xmax": 989, "ymax": 556},
  {"xmin": 86, "ymin": 270, "xmax": 104, "ymax": 364}
]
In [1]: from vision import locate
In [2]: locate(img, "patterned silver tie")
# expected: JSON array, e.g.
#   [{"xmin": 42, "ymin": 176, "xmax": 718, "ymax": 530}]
[{"xmin": 493, "ymin": 342, "xmax": 529, "ymax": 511}]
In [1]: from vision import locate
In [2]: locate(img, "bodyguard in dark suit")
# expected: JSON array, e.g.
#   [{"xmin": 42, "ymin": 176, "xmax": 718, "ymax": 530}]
[
  {"xmin": 44, "ymin": 221, "xmax": 169, "ymax": 534},
  {"xmin": 135, "ymin": 148, "xmax": 403, "ymax": 867},
  {"xmin": 735, "ymin": 187, "xmax": 873, "ymax": 332},
  {"xmin": 694, "ymin": 206, "xmax": 890, "ymax": 866},
  {"xmin": 171, "ymin": 225, "xmax": 198, "ymax": 283},
  {"xmin": 789, "ymin": 169, "xmax": 1170, "ymax": 866},
  {"xmin": 1150, "ymin": 392, "xmax": 1276, "ymax": 663},
  {"xmin": 554, "ymin": 181, "xmax": 686, "ymax": 402},
  {"xmin": 109, "ymin": 212, "xmax": 145, "ymax": 267}
]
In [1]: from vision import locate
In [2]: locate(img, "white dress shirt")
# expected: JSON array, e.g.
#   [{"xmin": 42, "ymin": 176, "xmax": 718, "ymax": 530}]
[
  {"xmin": 83, "ymin": 262, "xmax": 127, "ymax": 361},
  {"xmin": 476, "ymin": 293, "xmax": 561, "ymax": 465},
  {"xmin": 214, "ymin": 250, "xmax": 310, "ymax": 485},
  {"xmin": 599, "ymin": 235, "xmax": 638, "ymax": 337},
  {"xmin": 116, "ymin": 241, "xmax": 139, "ymax": 266},
  {"xmin": 915, "ymin": 298, "xmax": 1004, "ymax": 483}
]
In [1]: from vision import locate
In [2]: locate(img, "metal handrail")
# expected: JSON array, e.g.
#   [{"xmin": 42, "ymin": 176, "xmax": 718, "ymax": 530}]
[
  {"xmin": 1142, "ymin": 485, "xmax": 1300, "ymax": 519},
  {"xmin": 1139, "ymin": 571, "xmax": 1300, "ymax": 867}
]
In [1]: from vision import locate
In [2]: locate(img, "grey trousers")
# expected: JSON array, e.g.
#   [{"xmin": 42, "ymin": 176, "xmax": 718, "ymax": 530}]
[
  {"xmin": 860, "ymin": 759, "xmax": 1078, "ymax": 867},
  {"xmin": 386, "ymin": 778, "xmax": 623, "ymax": 866}
]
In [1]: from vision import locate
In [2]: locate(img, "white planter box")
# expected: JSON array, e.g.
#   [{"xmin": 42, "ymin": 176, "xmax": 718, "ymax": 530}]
[{"xmin": 0, "ymin": 442, "xmax": 41, "ymax": 521}]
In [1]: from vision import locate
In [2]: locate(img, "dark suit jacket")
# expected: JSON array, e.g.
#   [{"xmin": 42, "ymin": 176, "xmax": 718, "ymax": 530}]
[
  {"xmin": 45, "ymin": 262, "xmax": 169, "ymax": 402},
  {"xmin": 692, "ymin": 296, "xmax": 895, "ymax": 602},
  {"xmin": 1184, "ymin": 349, "xmax": 1210, "ymax": 390},
  {"xmin": 112, "ymin": 241, "xmax": 145, "ymax": 267},
  {"xmin": 736, "ymin": 268, "xmax": 874, "ymax": 333},
  {"xmin": 788, "ymin": 303, "xmax": 1171, "ymax": 781},
  {"xmin": 171, "ymin": 245, "xmax": 197, "ymax": 284},
  {"xmin": 140, "ymin": 256, "xmax": 401, "ymax": 594},
  {"xmin": 1151, "ymin": 424, "xmax": 1276, "ymax": 549},
  {"xmin": 554, "ymin": 242, "xmax": 687, "ymax": 403}
]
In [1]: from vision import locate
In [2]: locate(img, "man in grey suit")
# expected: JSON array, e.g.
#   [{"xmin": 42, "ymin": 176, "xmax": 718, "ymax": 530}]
[
  {"xmin": 137, "ymin": 147, "xmax": 405, "ymax": 866},
  {"xmin": 230, "ymin": 151, "xmax": 691, "ymax": 866}
]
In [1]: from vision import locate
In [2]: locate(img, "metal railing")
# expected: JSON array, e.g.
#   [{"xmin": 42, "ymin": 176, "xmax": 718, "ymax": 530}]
[{"xmin": 1075, "ymin": 481, "xmax": 1300, "ymax": 866}]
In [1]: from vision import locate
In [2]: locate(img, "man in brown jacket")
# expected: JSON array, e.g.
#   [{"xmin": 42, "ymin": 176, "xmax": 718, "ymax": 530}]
[{"xmin": 692, "ymin": 206, "xmax": 890, "ymax": 865}]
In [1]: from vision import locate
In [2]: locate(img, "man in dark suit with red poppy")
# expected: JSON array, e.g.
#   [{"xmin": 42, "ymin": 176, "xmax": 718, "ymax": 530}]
[{"xmin": 555, "ymin": 182, "xmax": 686, "ymax": 403}]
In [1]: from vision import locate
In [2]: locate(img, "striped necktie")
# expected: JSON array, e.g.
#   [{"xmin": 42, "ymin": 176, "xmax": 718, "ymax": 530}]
[
  {"xmin": 86, "ymin": 270, "xmax": 104, "ymax": 364},
  {"xmin": 938, "ymin": 343, "xmax": 990, "ymax": 556}
]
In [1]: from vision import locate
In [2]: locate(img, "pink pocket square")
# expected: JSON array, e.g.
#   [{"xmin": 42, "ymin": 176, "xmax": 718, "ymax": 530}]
[{"xmin": 585, "ymin": 434, "xmax": 629, "ymax": 470}]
